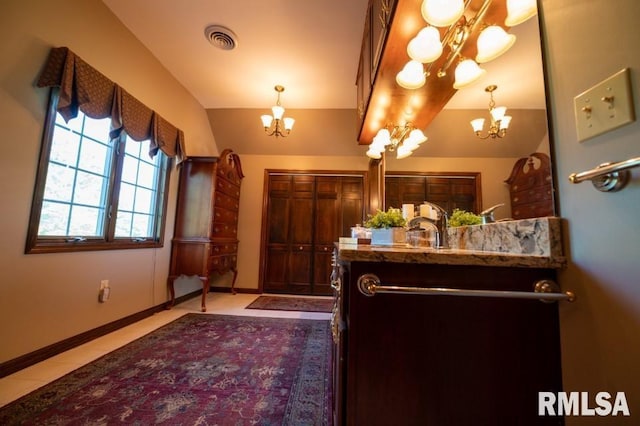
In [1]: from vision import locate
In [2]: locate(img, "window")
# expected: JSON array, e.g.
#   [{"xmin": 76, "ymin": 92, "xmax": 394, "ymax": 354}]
[{"xmin": 26, "ymin": 90, "xmax": 171, "ymax": 253}]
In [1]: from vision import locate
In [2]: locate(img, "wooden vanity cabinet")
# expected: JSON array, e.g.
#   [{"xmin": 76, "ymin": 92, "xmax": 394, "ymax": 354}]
[
  {"xmin": 333, "ymin": 260, "xmax": 564, "ymax": 425},
  {"xmin": 167, "ymin": 150, "xmax": 244, "ymax": 312}
]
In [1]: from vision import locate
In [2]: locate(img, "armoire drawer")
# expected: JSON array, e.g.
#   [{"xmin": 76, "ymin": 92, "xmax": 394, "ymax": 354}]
[
  {"xmin": 208, "ymin": 254, "xmax": 237, "ymax": 271},
  {"xmin": 210, "ymin": 243, "xmax": 238, "ymax": 255},
  {"xmin": 215, "ymin": 191, "xmax": 240, "ymax": 211},
  {"xmin": 214, "ymin": 206, "xmax": 238, "ymax": 224},
  {"xmin": 212, "ymin": 222, "xmax": 238, "ymax": 238},
  {"xmin": 216, "ymin": 176, "xmax": 241, "ymax": 198}
]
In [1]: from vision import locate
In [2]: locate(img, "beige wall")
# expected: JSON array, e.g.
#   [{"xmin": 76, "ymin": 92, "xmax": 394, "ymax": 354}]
[
  {"xmin": 542, "ymin": 0, "xmax": 640, "ymax": 423},
  {"xmin": 0, "ymin": 0, "xmax": 217, "ymax": 362}
]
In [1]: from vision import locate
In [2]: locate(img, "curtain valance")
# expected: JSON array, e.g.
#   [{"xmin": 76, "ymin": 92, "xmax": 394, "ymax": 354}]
[{"xmin": 37, "ymin": 46, "xmax": 185, "ymax": 162}]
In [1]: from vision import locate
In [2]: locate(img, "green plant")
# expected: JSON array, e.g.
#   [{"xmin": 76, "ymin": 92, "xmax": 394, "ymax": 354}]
[
  {"xmin": 364, "ymin": 207, "xmax": 407, "ymax": 229},
  {"xmin": 448, "ymin": 208, "xmax": 482, "ymax": 227}
]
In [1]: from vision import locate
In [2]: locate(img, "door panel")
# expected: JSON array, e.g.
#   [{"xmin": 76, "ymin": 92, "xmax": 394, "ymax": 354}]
[
  {"xmin": 386, "ymin": 173, "xmax": 481, "ymax": 215},
  {"xmin": 262, "ymin": 173, "xmax": 365, "ymax": 295}
]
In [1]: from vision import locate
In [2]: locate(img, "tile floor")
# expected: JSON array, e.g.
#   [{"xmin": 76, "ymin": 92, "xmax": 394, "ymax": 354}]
[{"xmin": 0, "ymin": 293, "xmax": 331, "ymax": 407}]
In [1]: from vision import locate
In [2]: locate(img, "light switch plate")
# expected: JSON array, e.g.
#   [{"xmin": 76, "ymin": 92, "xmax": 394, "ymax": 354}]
[{"xmin": 574, "ymin": 68, "xmax": 635, "ymax": 142}]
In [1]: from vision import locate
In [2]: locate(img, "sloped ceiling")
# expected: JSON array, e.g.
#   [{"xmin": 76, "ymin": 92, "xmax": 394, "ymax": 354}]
[{"xmin": 103, "ymin": 0, "xmax": 548, "ymax": 158}]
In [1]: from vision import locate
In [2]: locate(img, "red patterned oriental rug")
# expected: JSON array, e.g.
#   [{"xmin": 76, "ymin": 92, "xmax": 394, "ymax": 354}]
[
  {"xmin": 246, "ymin": 296, "xmax": 334, "ymax": 313},
  {"xmin": 0, "ymin": 314, "xmax": 332, "ymax": 425}
]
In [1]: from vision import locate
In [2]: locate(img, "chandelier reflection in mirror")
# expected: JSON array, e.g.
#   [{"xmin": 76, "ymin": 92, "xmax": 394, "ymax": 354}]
[
  {"xmin": 396, "ymin": 0, "xmax": 537, "ymax": 91},
  {"xmin": 366, "ymin": 124, "xmax": 428, "ymax": 159},
  {"xmin": 260, "ymin": 85, "xmax": 295, "ymax": 137},
  {"xmin": 471, "ymin": 85, "xmax": 512, "ymax": 139}
]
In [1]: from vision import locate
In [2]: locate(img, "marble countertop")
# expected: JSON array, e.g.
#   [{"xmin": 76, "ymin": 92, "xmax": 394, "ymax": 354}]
[
  {"xmin": 336, "ymin": 244, "xmax": 566, "ymax": 269},
  {"xmin": 337, "ymin": 217, "xmax": 567, "ymax": 269}
]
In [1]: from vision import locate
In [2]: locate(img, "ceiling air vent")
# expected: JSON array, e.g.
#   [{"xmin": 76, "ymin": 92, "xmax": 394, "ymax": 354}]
[{"xmin": 204, "ymin": 25, "xmax": 238, "ymax": 51}]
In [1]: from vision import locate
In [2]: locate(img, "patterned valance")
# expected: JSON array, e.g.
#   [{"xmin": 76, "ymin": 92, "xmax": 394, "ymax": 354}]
[{"xmin": 37, "ymin": 46, "xmax": 185, "ymax": 162}]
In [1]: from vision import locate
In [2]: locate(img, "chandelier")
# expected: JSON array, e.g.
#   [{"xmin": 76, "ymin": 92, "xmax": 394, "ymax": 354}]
[
  {"xmin": 470, "ymin": 84, "xmax": 511, "ymax": 139},
  {"xmin": 395, "ymin": 0, "xmax": 537, "ymax": 91},
  {"xmin": 366, "ymin": 124, "xmax": 428, "ymax": 159},
  {"xmin": 260, "ymin": 85, "xmax": 295, "ymax": 137}
]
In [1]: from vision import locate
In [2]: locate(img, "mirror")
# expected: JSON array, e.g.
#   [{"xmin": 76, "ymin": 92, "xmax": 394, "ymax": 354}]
[{"xmin": 382, "ymin": 12, "xmax": 554, "ymax": 221}]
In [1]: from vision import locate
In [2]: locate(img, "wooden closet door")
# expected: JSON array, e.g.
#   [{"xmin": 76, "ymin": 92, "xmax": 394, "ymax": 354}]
[
  {"xmin": 264, "ymin": 175, "xmax": 292, "ymax": 293},
  {"xmin": 262, "ymin": 173, "xmax": 365, "ymax": 296},
  {"xmin": 288, "ymin": 176, "xmax": 315, "ymax": 294},
  {"xmin": 263, "ymin": 175, "xmax": 315, "ymax": 294},
  {"xmin": 385, "ymin": 173, "xmax": 481, "ymax": 215},
  {"xmin": 313, "ymin": 177, "xmax": 340, "ymax": 295}
]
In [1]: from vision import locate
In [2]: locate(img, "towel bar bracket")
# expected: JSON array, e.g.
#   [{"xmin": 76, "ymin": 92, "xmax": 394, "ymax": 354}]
[
  {"xmin": 357, "ymin": 273, "xmax": 575, "ymax": 303},
  {"xmin": 569, "ymin": 156, "xmax": 640, "ymax": 192}
]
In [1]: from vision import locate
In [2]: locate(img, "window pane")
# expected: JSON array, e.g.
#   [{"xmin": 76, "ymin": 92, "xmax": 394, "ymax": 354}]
[
  {"xmin": 134, "ymin": 187, "xmax": 153, "ymax": 214},
  {"xmin": 121, "ymin": 154, "xmax": 139, "ymax": 185},
  {"xmin": 118, "ymin": 182, "xmax": 135, "ymax": 211},
  {"xmin": 124, "ymin": 138, "xmax": 142, "ymax": 157},
  {"xmin": 115, "ymin": 211, "xmax": 132, "ymax": 236},
  {"xmin": 42, "ymin": 163, "xmax": 74, "ymax": 202},
  {"xmin": 69, "ymin": 205, "xmax": 103, "ymax": 236},
  {"xmin": 38, "ymin": 111, "xmax": 110, "ymax": 238},
  {"xmin": 82, "ymin": 116, "xmax": 111, "ymax": 142},
  {"xmin": 131, "ymin": 213, "xmax": 151, "ymax": 237},
  {"xmin": 50, "ymin": 127, "xmax": 80, "ymax": 166},
  {"xmin": 73, "ymin": 170, "xmax": 108, "ymax": 207},
  {"xmin": 78, "ymin": 138, "xmax": 110, "ymax": 175},
  {"xmin": 114, "ymin": 136, "xmax": 162, "ymax": 238},
  {"xmin": 137, "ymin": 160, "xmax": 156, "ymax": 189},
  {"xmin": 38, "ymin": 201, "xmax": 70, "ymax": 235},
  {"xmin": 55, "ymin": 113, "xmax": 83, "ymax": 133}
]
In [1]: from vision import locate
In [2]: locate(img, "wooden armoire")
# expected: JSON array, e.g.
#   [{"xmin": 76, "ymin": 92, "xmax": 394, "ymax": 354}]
[
  {"xmin": 505, "ymin": 152, "xmax": 554, "ymax": 219},
  {"xmin": 167, "ymin": 149, "xmax": 244, "ymax": 312}
]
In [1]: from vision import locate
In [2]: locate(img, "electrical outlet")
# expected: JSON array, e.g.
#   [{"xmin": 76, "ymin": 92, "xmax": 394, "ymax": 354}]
[
  {"xmin": 574, "ymin": 68, "xmax": 635, "ymax": 142},
  {"xmin": 99, "ymin": 280, "xmax": 110, "ymax": 302}
]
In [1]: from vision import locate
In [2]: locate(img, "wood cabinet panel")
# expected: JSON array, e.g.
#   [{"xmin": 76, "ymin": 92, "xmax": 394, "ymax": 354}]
[
  {"xmin": 315, "ymin": 199, "xmax": 339, "ymax": 244},
  {"xmin": 290, "ymin": 197, "xmax": 314, "ymax": 245},
  {"xmin": 168, "ymin": 150, "xmax": 243, "ymax": 311},
  {"xmin": 334, "ymin": 260, "xmax": 563, "ymax": 425},
  {"xmin": 267, "ymin": 197, "xmax": 290, "ymax": 244}
]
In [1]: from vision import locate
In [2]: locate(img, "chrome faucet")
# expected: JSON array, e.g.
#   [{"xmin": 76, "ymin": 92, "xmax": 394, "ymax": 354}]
[
  {"xmin": 408, "ymin": 201, "xmax": 449, "ymax": 248},
  {"xmin": 407, "ymin": 216, "xmax": 440, "ymax": 247},
  {"xmin": 480, "ymin": 203, "xmax": 505, "ymax": 224}
]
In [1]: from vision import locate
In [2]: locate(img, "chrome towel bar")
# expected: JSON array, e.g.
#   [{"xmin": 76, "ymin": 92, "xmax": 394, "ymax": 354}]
[
  {"xmin": 357, "ymin": 273, "xmax": 575, "ymax": 303},
  {"xmin": 568, "ymin": 156, "xmax": 640, "ymax": 192}
]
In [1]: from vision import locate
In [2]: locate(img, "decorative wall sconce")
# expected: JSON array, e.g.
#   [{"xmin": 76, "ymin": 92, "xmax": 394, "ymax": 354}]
[
  {"xmin": 396, "ymin": 0, "xmax": 536, "ymax": 91},
  {"xmin": 260, "ymin": 85, "xmax": 295, "ymax": 137},
  {"xmin": 366, "ymin": 124, "xmax": 428, "ymax": 159},
  {"xmin": 471, "ymin": 84, "xmax": 512, "ymax": 139}
]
